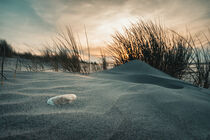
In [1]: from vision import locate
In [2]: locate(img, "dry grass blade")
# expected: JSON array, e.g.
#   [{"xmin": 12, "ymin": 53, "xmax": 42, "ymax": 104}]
[
  {"xmin": 41, "ymin": 26, "xmax": 82, "ymax": 73},
  {"xmin": 108, "ymin": 20, "xmax": 193, "ymax": 79}
]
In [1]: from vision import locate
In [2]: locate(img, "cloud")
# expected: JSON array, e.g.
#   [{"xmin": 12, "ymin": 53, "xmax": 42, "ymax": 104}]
[
  {"xmin": 0, "ymin": 0, "xmax": 56, "ymax": 51},
  {"xmin": 0, "ymin": 0, "xmax": 210, "ymax": 52},
  {"xmin": 0, "ymin": 0, "xmax": 54, "ymax": 32}
]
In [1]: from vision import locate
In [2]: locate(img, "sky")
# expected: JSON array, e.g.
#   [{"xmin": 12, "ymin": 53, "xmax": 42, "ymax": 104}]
[{"xmin": 0, "ymin": 0, "xmax": 210, "ymax": 56}]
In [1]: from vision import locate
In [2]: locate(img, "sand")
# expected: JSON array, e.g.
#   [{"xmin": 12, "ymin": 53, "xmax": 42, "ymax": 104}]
[{"xmin": 1, "ymin": 60, "xmax": 210, "ymax": 140}]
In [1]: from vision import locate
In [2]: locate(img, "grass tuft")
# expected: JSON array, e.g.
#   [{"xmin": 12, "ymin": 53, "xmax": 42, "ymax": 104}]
[{"xmin": 108, "ymin": 20, "xmax": 193, "ymax": 79}]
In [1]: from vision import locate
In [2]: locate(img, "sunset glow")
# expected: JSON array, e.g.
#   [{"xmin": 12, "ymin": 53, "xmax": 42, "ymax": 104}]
[{"xmin": 0, "ymin": 0, "xmax": 210, "ymax": 54}]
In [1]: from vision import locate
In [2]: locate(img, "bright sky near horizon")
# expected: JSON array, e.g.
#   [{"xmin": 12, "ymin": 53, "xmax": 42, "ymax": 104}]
[{"xmin": 0, "ymin": 0, "xmax": 210, "ymax": 55}]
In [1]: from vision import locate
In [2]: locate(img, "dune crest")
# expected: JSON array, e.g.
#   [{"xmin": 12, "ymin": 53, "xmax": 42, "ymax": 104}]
[{"xmin": 1, "ymin": 61, "xmax": 210, "ymax": 139}]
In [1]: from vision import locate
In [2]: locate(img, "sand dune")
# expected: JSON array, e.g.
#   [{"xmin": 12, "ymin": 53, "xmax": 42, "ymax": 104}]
[{"xmin": 1, "ymin": 60, "xmax": 210, "ymax": 139}]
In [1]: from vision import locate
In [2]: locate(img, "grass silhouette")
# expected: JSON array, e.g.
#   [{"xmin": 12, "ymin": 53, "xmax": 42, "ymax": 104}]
[{"xmin": 108, "ymin": 20, "xmax": 193, "ymax": 79}]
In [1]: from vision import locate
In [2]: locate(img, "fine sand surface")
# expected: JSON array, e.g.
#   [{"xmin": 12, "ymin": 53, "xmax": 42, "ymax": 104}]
[{"xmin": 1, "ymin": 60, "xmax": 210, "ymax": 140}]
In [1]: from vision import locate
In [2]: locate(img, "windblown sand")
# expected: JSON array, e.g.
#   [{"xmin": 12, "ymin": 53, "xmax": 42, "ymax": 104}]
[{"xmin": 1, "ymin": 60, "xmax": 210, "ymax": 139}]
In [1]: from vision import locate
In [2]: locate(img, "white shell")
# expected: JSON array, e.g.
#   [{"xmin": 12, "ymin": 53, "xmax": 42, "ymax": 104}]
[{"xmin": 47, "ymin": 94, "xmax": 77, "ymax": 105}]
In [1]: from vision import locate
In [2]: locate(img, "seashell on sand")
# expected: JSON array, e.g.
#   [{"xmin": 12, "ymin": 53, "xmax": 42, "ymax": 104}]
[{"xmin": 47, "ymin": 94, "xmax": 77, "ymax": 105}]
